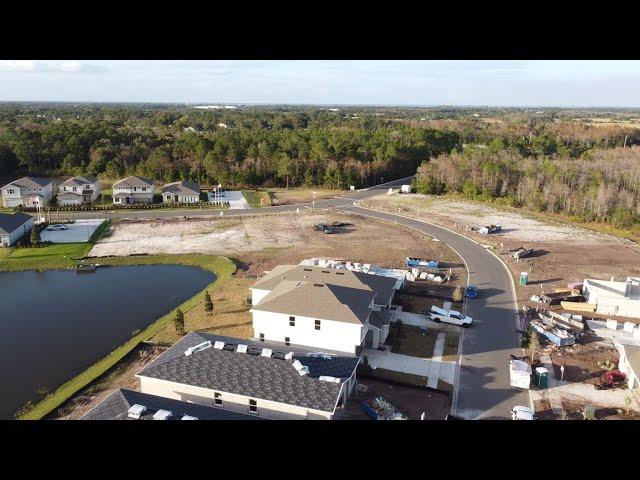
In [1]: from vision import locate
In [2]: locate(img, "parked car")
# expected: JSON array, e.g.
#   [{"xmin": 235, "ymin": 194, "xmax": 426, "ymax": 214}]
[
  {"xmin": 46, "ymin": 224, "xmax": 68, "ymax": 231},
  {"xmin": 427, "ymin": 305, "xmax": 472, "ymax": 327},
  {"xmin": 511, "ymin": 406, "xmax": 535, "ymax": 420},
  {"xmin": 465, "ymin": 285, "xmax": 478, "ymax": 299}
]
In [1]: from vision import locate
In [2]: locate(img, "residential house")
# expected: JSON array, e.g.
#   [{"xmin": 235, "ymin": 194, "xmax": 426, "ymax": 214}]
[
  {"xmin": 58, "ymin": 176, "xmax": 100, "ymax": 206},
  {"xmin": 583, "ymin": 277, "xmax": 640, "ymax": 319},
  {"xmin": 0, "ymin": 213, "xmax": 34, "ymax": 247},
  {"xmin": 112, "ymin": 176, "xmax": 155, "ymax": 205},
  {"xmin": 136, "ymin": 332, "xmax": 360, "ymax": 420},
  {"xmin": 161, "ymin": 181, "xmax": 200, "ymax": 204},
  {"xmin": 1, "ymin": 177, "xmax": 53, "ymax": 208},
  {"xmin": 250, "ymin": 265, "xmax": 397, "ymax": 354},
  {"xmin": 80, "ymin": 388, "xmax": 264, "ymax": 420}
]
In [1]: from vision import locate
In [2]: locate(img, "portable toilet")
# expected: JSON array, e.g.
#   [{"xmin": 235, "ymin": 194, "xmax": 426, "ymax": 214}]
[
  {"xmin": 519, "ymin": 272, "xmax": 529, "ymax": 286},
  {"xmin": 535, "ymin": 367, "xmax": 549, "ymax": 388}
]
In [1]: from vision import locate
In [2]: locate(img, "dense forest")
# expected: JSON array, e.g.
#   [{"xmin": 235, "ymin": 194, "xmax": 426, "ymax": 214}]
[
  {"xmin": 2, "ymin": 104, "xmax": 640, "ymax": 191},
  {"xmin": 0, "ymin": 104, "xmax": 460, "ymax": 188},
  {"xmin": 415, "ymin": 146, "xmax": 640, "ymax": 231}
]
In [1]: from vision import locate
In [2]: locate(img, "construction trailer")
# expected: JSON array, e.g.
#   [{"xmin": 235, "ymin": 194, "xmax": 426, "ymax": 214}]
[{"xmin": 510, "ymin": 360, "xmax": 532, "ymax": 389}]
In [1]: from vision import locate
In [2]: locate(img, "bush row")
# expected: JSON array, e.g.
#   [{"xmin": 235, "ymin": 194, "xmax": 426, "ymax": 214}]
[{"xmin": 21, "ymin": 201, "xmax": 230, "ymax": 212}]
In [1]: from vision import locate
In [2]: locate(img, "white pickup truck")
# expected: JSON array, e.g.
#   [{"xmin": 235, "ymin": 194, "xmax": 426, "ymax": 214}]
[{"xmin": 428, "ymin": 305, "xmax": 473, "ymax": 327}]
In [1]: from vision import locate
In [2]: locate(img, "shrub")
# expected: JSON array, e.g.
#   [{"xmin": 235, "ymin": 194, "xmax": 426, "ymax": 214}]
[{"xmin": 173, "ymin": 308, "xmax": 185, "ymax": 335}]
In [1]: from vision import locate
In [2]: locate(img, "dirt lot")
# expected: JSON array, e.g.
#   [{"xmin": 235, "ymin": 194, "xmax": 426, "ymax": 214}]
[
  {"xmin": 343, "ymin": 378, "xmax": 451, "ymax": 420},
  {"xmin": 52, "ymin": 343, "xmax": 168, "ymax": 419},
  {"xmin": 547, "ymin": 340, "xmax": 620, "ymax": 385},
  {"xmin": 361, "ymin": 194, "xmax": 640, "ymax": 307}
]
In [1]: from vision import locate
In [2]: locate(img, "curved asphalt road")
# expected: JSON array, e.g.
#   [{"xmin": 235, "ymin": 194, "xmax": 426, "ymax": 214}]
[{"xmin": 55, "ymin": 177, "xmax": 528, "ymax": 419}]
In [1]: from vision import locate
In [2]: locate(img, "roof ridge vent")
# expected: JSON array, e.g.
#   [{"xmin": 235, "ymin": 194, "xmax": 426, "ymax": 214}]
[
  {"xmin": 261, "ymin": 348, "xmax": 273, "ymax": 357},
  {"xmin": 181, "ymin": 415, "xmax": 198, "ymax": 420},
  {"xmin": 213, "ymin": 341, "xmax": 225, "ymax": 350},
  {"xmin": 185, "ymin": 340, "xmax": 212, "ymax": 356},
  {"xmin": 153, "ymin": 409, "xmax": 173, "ymax": 420},
  {"xmin": 319, "ymin": 375, "xmax": 341, "ymax": 383},
  {"xmin": 127, "ymin": 404, "xmax": 147, "ymax": 419},
  {"xmin": 292, "ymin": 360, "xmax": 310, "ymax": 376},
  {"xmin": 237, "ymin": 344, "xmax": 248, "ymax": 353},
  {"xmin": 285, "ymin": 352, "xmax": 294, "ymax": 360}
]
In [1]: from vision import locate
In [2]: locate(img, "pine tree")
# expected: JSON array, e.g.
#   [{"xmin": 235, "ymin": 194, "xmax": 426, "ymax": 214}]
[
  {"xmin": 204, "ymin": 290, "xmax": 213, "ymax": 315},
  {"xmin": 173, "ymin": 308, "xmax": 185, "ymax": 335},
  {"xmin": 30, "ymin": 225, "xmax": 39, "ymax": 245}
]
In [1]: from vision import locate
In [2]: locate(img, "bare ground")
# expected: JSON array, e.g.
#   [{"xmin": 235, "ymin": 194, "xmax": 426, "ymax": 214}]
[{"xmin": 361, "ymin": 194, "xmax": 640, "ymax": 308}]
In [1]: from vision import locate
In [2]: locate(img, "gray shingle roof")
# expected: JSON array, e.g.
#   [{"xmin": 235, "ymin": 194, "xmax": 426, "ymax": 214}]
[
  {"xmin": 162, "ymin": 181, "xmax": 200, "ymax": 195},
  {"xmin": 80, "ymin": 389, "xmax": 264, "ymax": 420},
  {"xmin": 368, "ymin": 310, "xmax": 393, "ymax": 330},
  {"xmin": 112, "ymin": 175, "xmax": 155, "ymax": 188},
  {"xmin": 252, "ymin": 264, "xmax": 396, "ymax": 306},
  {"xmin": 252, "ymin": 280, "xmax": 374, "ymax": 325},
  {"xmin": 138, "ymin": 332, "xmax": 360, "ymax": 413},
  {"xmin": 60, "ymin": 176, "xmax": 98, "ymax": 187},
  {"xmin": 3, "ymin": 176, "xmax": 51, "ymax": 189},
  {"xmin": 0, "ymin": 213, "xmax": 32, "ymax": 235}
]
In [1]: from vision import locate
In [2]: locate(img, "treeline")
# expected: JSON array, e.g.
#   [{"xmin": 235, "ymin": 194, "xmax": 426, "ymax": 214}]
[
  {"xmin": 415, "ymin": 146, "xmax": 640, "ymax": 230},
  {"xmin": 0, "ymin": 107, "xmax": 460, "ymax": 188}
]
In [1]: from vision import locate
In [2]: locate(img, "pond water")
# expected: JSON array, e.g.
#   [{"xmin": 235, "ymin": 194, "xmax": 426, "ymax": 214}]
[{"xmin": 0, "ymin": 264, "xmax": 215, "ymax": 419}]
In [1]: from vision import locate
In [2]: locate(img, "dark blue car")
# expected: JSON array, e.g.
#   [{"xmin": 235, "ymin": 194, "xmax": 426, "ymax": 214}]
[{"xmin": 465, "ymin": 285, "xmax": 478, "ymax": 299}]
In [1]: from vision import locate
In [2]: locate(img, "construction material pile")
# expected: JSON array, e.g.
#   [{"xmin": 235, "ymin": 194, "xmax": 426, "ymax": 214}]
[{"xmin": 361, "ymin": 396, "xmax": 407, "ymax": 420}]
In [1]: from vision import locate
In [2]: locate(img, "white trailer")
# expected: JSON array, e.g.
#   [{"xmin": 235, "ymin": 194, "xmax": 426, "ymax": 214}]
[{"xmin": 510, "ymin": 359, "xmax": 532, "ymax": 390}]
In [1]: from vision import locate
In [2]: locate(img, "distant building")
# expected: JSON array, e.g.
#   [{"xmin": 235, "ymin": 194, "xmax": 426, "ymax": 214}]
[
  {"xmin": 135, "ymin": 332, "xmax": 360, "ymax": 420},
  {"xmin": 112, "ymin": 176, "xmax": 155, "ymax": 205},
  {"xmin": 1, "ymin": 177, "xmax": 53, "ymax": 208},
  {"xmin": 58, "ymin": 176, "xmax": 100, "ymax": 206},
  {"xmin": 583, "ymin": 277, "xmax": 640, "ymax": 319},
  {"xmin": 0, "ymin": 212, "xmax": 34, "ymax": 247},
  {"xmin": 80, "ymin": 388, "xmax": 264, "ymax": 420},
  {"xmin": 161, "ymin": 181, "xmax": 200, "ymax": 204}
]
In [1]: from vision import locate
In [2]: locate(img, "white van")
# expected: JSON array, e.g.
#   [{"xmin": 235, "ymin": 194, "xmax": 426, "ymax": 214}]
[{"xmin": 428, "ymin": 305, "xmax": 473, "ymax": 327}]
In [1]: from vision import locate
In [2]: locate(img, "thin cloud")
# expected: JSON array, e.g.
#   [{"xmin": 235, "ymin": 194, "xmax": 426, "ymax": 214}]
[{"xmin": 0, "ymin": 60, "xmax": 107, "ymax": 74}]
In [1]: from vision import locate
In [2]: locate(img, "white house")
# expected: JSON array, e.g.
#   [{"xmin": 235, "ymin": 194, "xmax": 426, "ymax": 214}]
[
  {"xmin": 58, "ymin": 176, "xmax": 100, "ymax": 206},
  {"xmin": 0, "ymin": 213, "xmax": 34, "ymax": 247},
  {"xmin": 1, "ymin": 177, "xmax": 53, "ymax": 208},
  {"xmin": 161, "ymin": 181, "xmax": 200, "ymax": 204},
  {"xmin": 583, "ymin": 277, "xmax": 640, "ymax": 319},
  {"xmin": 112, "ymin": 176, "xmax": 155, "ymax": 205},
  {"xmin": 135, "ymin": 332, "xmax": 360, "ymax": 420},
  {"xmin": 250, "ymin": 265, "xmax": 397, "ymax": 354}
]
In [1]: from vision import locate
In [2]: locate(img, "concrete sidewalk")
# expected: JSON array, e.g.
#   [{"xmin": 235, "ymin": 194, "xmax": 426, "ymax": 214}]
[{"xmin": 363, "ymin": 347, "xmax": 456, "ymax": 386}]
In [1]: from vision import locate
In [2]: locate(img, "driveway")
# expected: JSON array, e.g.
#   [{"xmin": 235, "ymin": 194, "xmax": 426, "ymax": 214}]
[{"xmin": 363, "ymin": 348, "xmax": 456, "ymax": 385}]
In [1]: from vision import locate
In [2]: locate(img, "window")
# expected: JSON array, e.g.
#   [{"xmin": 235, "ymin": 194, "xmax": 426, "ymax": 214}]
[
  {"xmin": 249, "ymin": 399, "xmax": 258, "ymax": 413},
  {"xmin": 142, "ymin": 187, "xmax": 147, "ymax": 191},
  {"xmin": 289, "ymin": 316, "xmax": 295, "ymax": 327},
  {"xmin": 133, "ymin": 187, "xmax": 137, "ymax": 191},
  {"xmin": 259, "ymin": 333, "xmax": 264, "ymax": 342},
  {"xmin": 315, "ymin": 320, "xmax": 321, "ymax": 331},
  {"xmin": 8, "ymin": 189, "xmax": 14, "ymax": 194},
  {"xmin": 214, "ymin": 392, "xmax": 222, "ymax": 406},
  {"xmin": 72, "ymin": 187, "xmax": 77, "ymax": 192},
  {"xmin": 285, "ymin": 337, "xmax": 290, "ymax": 346}
]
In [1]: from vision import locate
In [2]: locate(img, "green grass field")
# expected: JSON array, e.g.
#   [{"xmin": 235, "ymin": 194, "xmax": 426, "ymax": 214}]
[
  {"xmin": 241, "ymin": 189, "xmax": 271, "ymax": 207},
  {"xmin": 18, "ymin": 254, "xmax": 237, "ymax": 420}
]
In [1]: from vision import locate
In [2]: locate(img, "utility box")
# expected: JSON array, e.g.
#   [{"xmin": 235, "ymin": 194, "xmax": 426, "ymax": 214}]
[
  {"xmin": 535, "ymin": 367, "xmax": 549, "ymax": 388},
  {"xmin": 519, "ymin": 272, "xmax": 529, "ymax": 286}
]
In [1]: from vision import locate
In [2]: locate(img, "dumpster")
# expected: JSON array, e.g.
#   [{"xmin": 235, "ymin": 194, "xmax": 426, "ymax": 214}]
[
  {"xmin": 519, "ymin": 272, "xmax": 529, "ymax": 286},
  {"xmin": 535, "ymin": 367, "xmax": 549, "ymax": 388}
]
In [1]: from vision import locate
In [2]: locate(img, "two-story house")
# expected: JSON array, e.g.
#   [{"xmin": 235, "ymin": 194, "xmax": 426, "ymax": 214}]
[
  {"xmin": 135, "ymin": 332, "xmax": 360, "ymax": 420},
  {"xmin": 161, "ymin": 181, "xmax": 200, "ymax": 204},
  {"xmin": 250, "ymin": 265, "xmax": 397, "ymax": 354},
  {"xmin": 58, "ymin": 176, "xmax": 101, "ymax": 206},
  {"xmin": 112, "ymin": 176, "xmax": 155, "ymax": 205},
  {"xmin": 1, "ymin": 177, "xmax": 53, "ymax": 208}
]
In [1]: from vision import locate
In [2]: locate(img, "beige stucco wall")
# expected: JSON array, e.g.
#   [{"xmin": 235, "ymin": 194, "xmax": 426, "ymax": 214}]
[{"xmin": 138, "ymin": 376, "xmax": 335, "ymax": 420}]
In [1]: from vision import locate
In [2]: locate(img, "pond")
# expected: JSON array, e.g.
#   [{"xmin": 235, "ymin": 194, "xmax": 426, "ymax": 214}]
[{"xmin": 0, "ymin": 264, "xmax": 216, "ymax": 419}]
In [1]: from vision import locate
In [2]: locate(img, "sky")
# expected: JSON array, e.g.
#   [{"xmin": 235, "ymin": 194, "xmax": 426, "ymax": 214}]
[{"xmin": 1, "ymin": 60, "xmax": 640, "ymax": 107}]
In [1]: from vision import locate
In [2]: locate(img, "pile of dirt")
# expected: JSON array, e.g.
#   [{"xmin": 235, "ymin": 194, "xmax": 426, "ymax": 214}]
[{"xmin": 548, "ymin": 341, "xmax": 619, "ymax": 384}]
